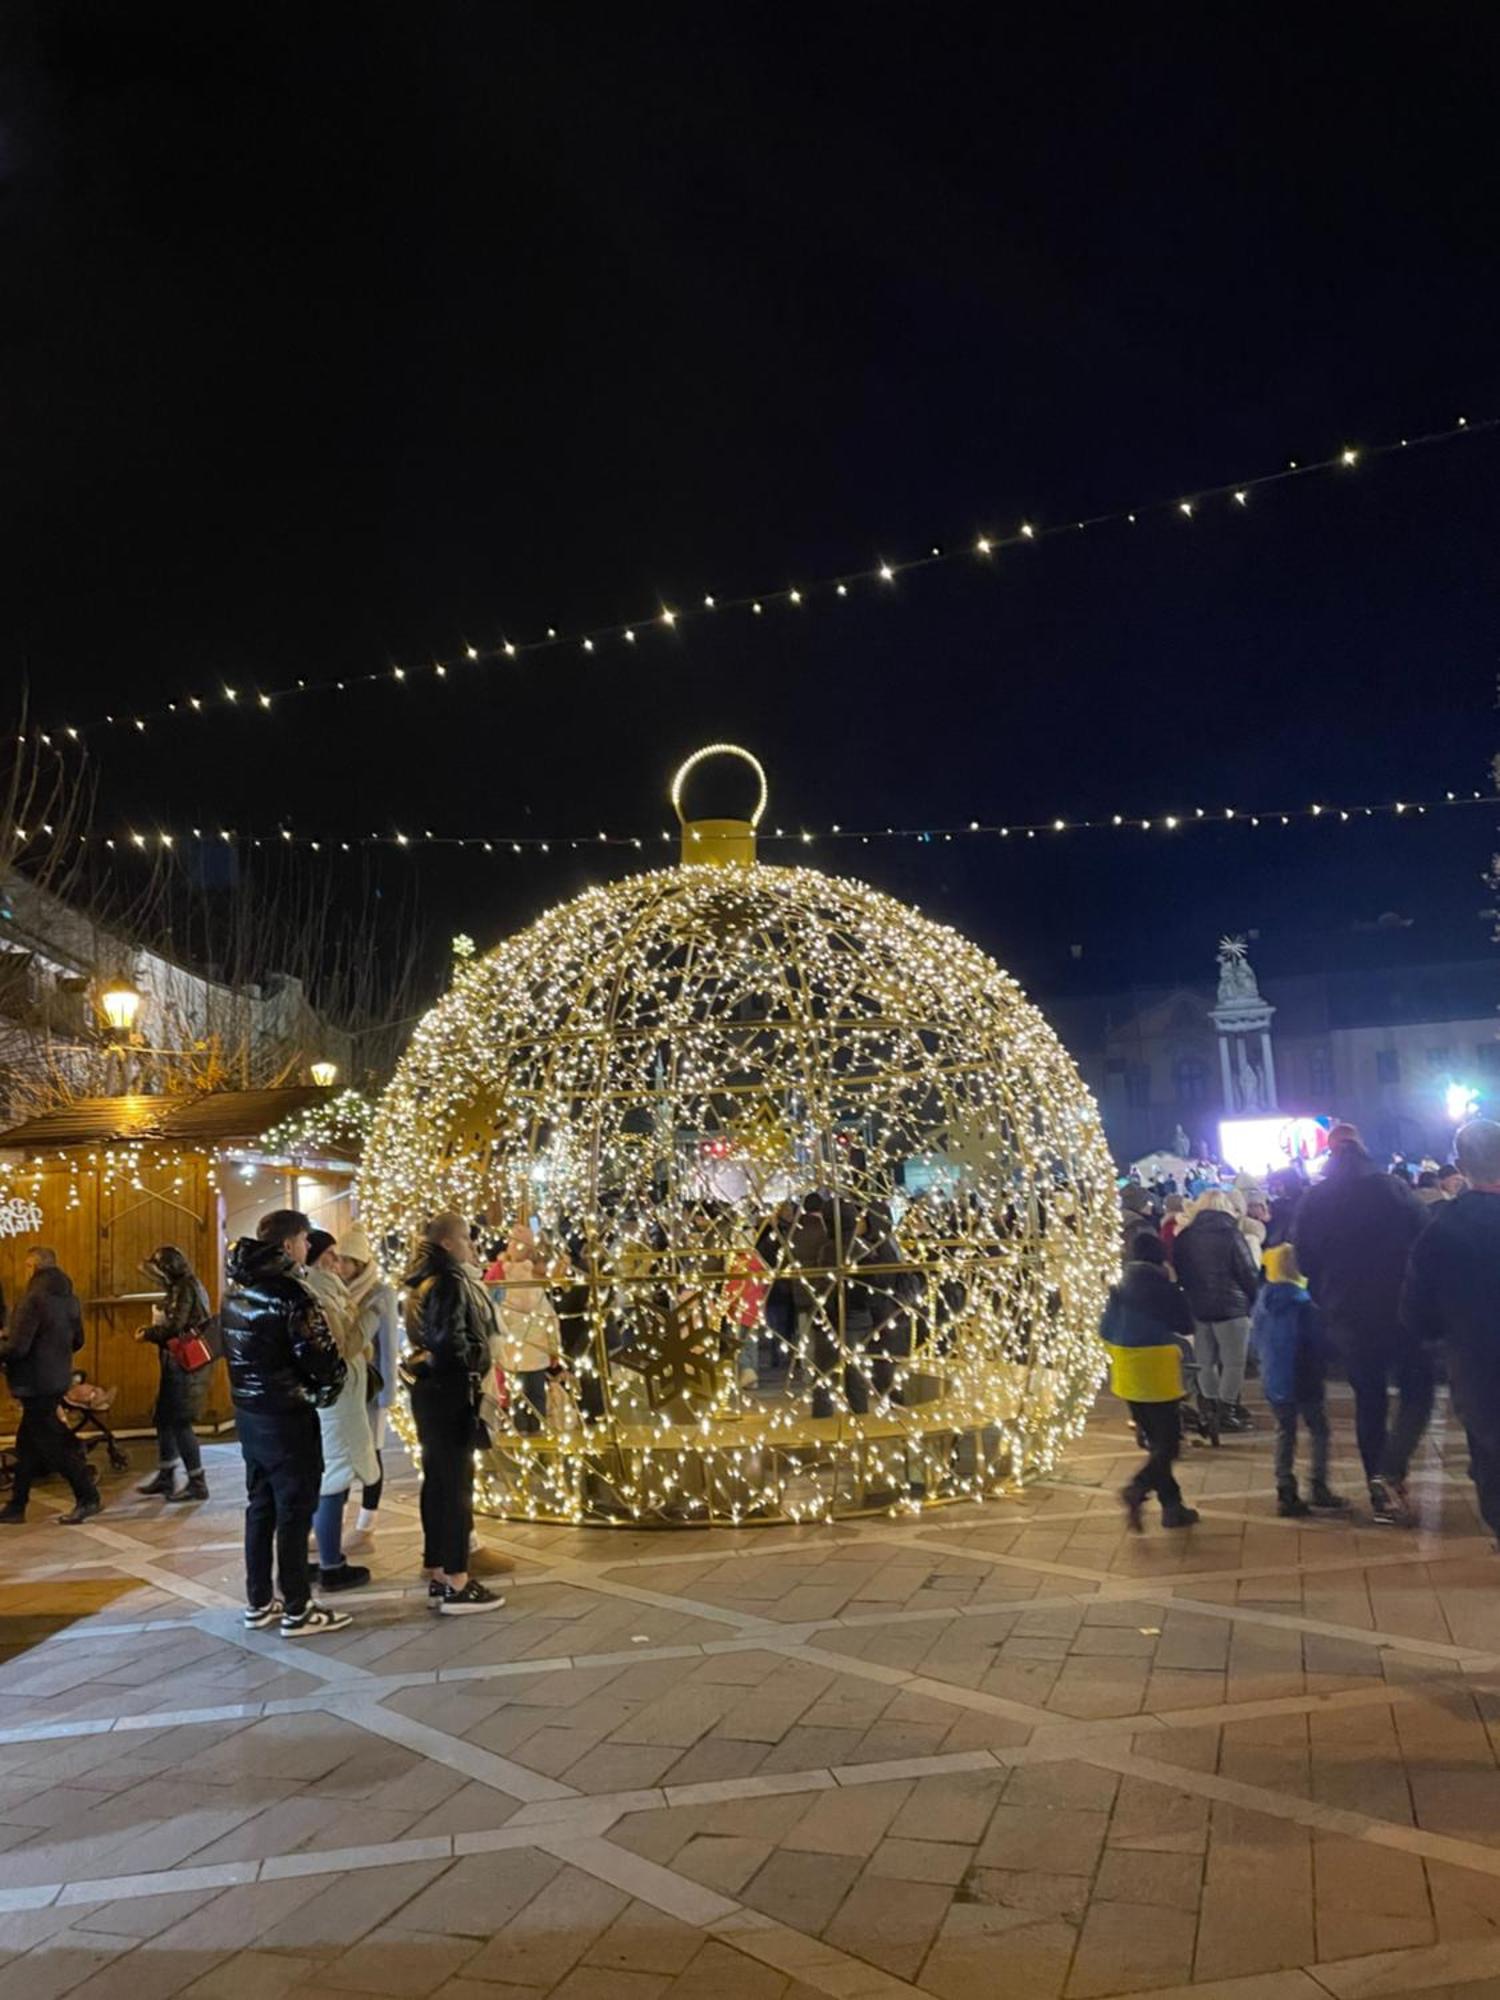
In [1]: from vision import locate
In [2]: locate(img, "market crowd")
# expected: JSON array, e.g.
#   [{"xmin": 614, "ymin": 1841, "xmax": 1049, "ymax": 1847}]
[{"xmin": 1104, "ymin": 1118, "xmax": 1500, "ymax": 1540}]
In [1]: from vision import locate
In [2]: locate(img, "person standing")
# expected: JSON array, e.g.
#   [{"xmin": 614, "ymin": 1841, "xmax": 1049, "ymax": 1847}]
[
  {"xmin": 221, "ymin": 1210, "xmax": 351, "ymax": 1635},
  {"xmin": 303, "ymin": 1230, "xmax": 375, "ymax": 1592},
  {"xmin": 1295, "ymin": 1123, "xmax": 1429, "ymax": 1526},
  {"xmin": 490, "ymin": 1222, "xmax": 559, "ymax": 1430},
  {"xmin": 1100, "ymin": 1232, "xmax": 1199, "ymax": 1532},
  {"xmin": 1402, "ymin": 1118, "xmax": 1500, "ymax": 1540},
  {"xmin": 338, "ymin": 1227, "xmax": 398, "ymax": 1550},
  {"xmin": 0, "ymin": 1248, "xmax": 100, "ymax": 1524},
  {"xmin": 1250, "ymin": 1244, "xmax": 1349, "ymax": 1517},
  {"xmin": 135, "ymin": 1245, "xmax": 214, "ymax": 1503},
  {"xmin": 403, "ymin": 1211, "xmax": 506, "ymax": 1614},
  {"xmin": 1172, "ymin": 1191, "xmax": 1261, "ymax": 1434}
]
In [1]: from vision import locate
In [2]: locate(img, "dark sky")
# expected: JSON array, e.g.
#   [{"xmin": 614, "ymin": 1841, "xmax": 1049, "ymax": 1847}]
[{"xmin": 5, "ymin": 6, "xmax": 1500, "ymax": 1002}]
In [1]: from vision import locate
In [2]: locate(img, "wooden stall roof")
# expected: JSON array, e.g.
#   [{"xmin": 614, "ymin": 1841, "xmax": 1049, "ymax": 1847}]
[{"xmin": 0, "ymin": 1086, "xmax": 335, "ymax": 1152}]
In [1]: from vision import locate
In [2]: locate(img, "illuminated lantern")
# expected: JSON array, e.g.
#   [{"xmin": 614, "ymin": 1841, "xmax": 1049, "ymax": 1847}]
[{"xmin": 363, "ymin": 747, "xmax": 1116, "ymax": 1525}]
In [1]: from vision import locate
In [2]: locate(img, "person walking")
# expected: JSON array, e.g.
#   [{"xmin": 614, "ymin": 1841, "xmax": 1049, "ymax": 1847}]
[
  {"xmin": 403, "ymin": 1211, "xmax": 506, "ymax": 1614},
  {"xmin": 1172, "ymin": 1190, "xmax": 1261, "ymax": 1435},
  {"xmin": 135, "ymin": 1245, "xmax": 214, "ymax": 1504},
  {"xmin": 338, "ymin": 1226, "xmax": 398, "ymax": 1551},
  {"xmin": 303, "ymin": 1230, "xmax": 375, "ymax": 1593},
  {"xmin": 0, "ymin": 1248, "xmax": 101, "ymax": 1524},
  {"xmin": 221, "ymin": 1209, "xmax": 351, "ymax": 1636},
  {"xmin": 1402, "ymin": 1118, "xmax": 1500, "ymax": 1540},
  {"xmin": 1250, "ymin": 1244, "xmax": 1350, "ymax": 1517},
  {"xmin": 1100, "ymin": 1232, "xmax": 1200, "ymax": 1532},
  {"xmin": 1295, "ymin": 1123, "xmax": 1429, "ymax": 1526}
]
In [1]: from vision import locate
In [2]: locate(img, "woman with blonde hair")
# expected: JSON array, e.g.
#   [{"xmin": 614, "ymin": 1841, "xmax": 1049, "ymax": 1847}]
[{"xmin": 338, "ymin": 1226, "xmax": 398, "ymax": 1550}]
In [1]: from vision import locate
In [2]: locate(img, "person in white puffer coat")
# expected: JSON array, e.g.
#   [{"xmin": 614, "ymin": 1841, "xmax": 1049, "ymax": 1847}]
[
  {"xmin": 304, "ymin": 1229, "xmax": 377, "ymax": 1590},
  {"xmin": 490, "ymin": 1224, "xmax": 559, "ymax": 1432}
]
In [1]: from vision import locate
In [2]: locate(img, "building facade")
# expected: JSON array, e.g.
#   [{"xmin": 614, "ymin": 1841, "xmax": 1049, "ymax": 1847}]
[{"xmin": 1042, "ymin": 945, "xmax": 1500, "ymax": 1165}]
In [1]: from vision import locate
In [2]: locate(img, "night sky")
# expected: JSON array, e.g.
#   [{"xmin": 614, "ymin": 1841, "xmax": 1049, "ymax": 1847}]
[{"xmin": 6, "ymin": 7, "xmax": 1500, "ymax": 1006}]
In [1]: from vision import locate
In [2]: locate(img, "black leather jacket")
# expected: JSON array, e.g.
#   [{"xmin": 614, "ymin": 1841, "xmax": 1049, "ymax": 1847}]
[
  {"xmin": 141, "ymin": 1246, "xmax": 212, "ymax": 1348},
  {"xmin": 1172, "ymin": 1210, "xmax": 1261, "ymax": 1323},
  {"xmin": 404, "ymin": 1240, "xmax": 493, "ymax": 1385},
  {"xmin": 221, "ymin": 1237, "xmax": 345, "ymax": 1414}
]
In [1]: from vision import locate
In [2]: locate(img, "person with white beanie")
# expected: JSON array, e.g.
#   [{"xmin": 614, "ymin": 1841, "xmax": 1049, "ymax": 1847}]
[{"xmin": 338, "ymin": 1226, "xmax": 398, "ymax": 1549}]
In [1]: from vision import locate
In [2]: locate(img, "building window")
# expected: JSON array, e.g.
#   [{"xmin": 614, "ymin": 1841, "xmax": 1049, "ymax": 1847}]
[
  {"xmin": 1426, "ymin": 1047, "xmax": 1451, "ymax": 1069},
  {"xmin": 1376, "ymin": 1049, "xmax": 1400, "ymax": 1085},
  {"xmin": 1125, "ymin": 1063, "xmax": 1151, "ymax": 1110},
  {"xmin": 1173, "ymin": 1056, "xmax": 1210, "ymax": 1107},
  {"xmin": 1308, "ymin": 1048, "xmax": 1333, "ymax": 1097}
]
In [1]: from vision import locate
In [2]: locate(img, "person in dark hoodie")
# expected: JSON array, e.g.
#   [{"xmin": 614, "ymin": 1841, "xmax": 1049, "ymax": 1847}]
[
  {"xmin": 0, "ymin": 1248, "xmax": 100, "ymax": 1524},
  {"xmin": 1295, "ymin": 1123, "xmax": 1428, "ymax": 1526},
  {"xmin": 1250, "ymin": 1244, "xmax": 1350, "ymax": 1518},
  {"xmin": 1101, "ymin": 1232, "xmax": 1200, "ymax": 1532},
  {"xmin": 402, "ymin": 1210, "xmax": 506, "ymax": 1616},
  {"xmin": 135, "ymin": 1245, "xmax": 215, "ymax": 1504},
  {"xmin": 1171, "ymin": 1191, "xmax": 1261, "ymax": 1434},
  {"xmin": 1402, "ymin": 1118, "xmax": 1500, "ymax": 1540},
  {"xmin": 221, "ymin": 1209, "xmax": 350, "ymax": 1637}
]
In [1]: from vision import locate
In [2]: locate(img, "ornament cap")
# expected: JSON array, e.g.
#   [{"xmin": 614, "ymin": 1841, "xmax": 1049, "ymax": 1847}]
[{"xmin": 671, "ymin": 742, "xmax": 766, "ymax": 868}]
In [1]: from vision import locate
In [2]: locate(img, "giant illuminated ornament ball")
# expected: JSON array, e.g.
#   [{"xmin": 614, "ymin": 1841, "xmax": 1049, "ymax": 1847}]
[{"xmin": 362, "ymin": 746, "xmax": 1116, "ymax": 1524}]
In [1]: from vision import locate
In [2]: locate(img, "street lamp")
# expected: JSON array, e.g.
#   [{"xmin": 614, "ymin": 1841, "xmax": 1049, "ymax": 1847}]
[
  {"xmin": 310, "ymin": 1060, "xmax": 339, "ymax": 1089},
  {"xmin": 1445, "ymin": 1081, "xmax": 1479, "ymax": 1125},
  {"xmin": 100, "ymin": 978, "xmax": 143, "ymax": 1037}
]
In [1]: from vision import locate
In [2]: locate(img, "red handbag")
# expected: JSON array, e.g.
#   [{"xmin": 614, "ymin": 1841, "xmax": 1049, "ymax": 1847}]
[{"xmin": 167, "ymin": 1331, "xmax": 214, "ymax": 1372}]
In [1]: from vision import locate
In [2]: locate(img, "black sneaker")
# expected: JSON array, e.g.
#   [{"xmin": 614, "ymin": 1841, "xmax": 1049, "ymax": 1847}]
[
  {"xmin": 1160, "ymin": 1503, "xmax": 1200, "ymax": 1529},
  {"xmin": 1369, "ymin": 1478, "xmax": 1414, "ymax": 1527},
  {"xmin": 318, "ymin": 1562, "xmax": 371, "ymax": 1592},
  {"xmin": 1277, "ymin": 1488, "xmax": 1311, "ymax": 1518},
  {"xmin": 1309, "ymin": 1483, "xmax": 1352, "ymax": 1512},
  {"xmin": 427, "ymin": 1577, "xmax": 446, "ymax": 1604},
  {"xmin": 280, "ymin": 1602, "xmax": 353, "ymax": 1637},
  {"xmin": 437, "ymin": 1579, "xmax": 505, "ymax": 1616},
  {"xmin": 243, "ymin": 1599, "xmax": 283, "ymax": 1629},
  {"xmin": 56, "ymin": 1498, "xmax": 102, "ymax": 1524}
]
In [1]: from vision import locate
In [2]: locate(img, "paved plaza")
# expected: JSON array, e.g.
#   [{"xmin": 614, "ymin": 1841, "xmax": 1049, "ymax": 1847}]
[{"xmin": 6, "ymin": 1389, "xmax": 1500, "ymax": 2000}]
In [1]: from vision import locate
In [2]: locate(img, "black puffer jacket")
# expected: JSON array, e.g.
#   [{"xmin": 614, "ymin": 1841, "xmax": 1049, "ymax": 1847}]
[
  {"xmin": 404, "ymin": 1240, "xmax": 494, "ymax": 1384},
  {"xmin": 0, "ymin": 1266, "xmax": 84, "ymax": 1399},
  {"xmin": 1402, "ymin": 1189, "xmax": 1500, "ymax": 1420},
  {"xmin": 1295, "ymin": 1145, "xmax": 1424, "ymax": 1343},
  {"xmin": 1172, "ymin": 1209, "xmax": 1261, "ymax": 1322},
  {"xmin": 221, "ymin": 1237, "xmax": 345, "ymax": 1414}
]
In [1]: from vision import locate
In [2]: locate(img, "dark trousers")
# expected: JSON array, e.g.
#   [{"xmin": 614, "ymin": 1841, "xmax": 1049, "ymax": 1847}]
[
  {"xmin": 238, "ymin": 1405, "xmax": 321, "ymax": 1615},
  {"xmin": 1341, "ymin": 1335, "xmax": 1434, "ymax": 1484},
  {"xmin": 1125, "ymin": 1401, "xmax": 1182, "ymax": 1508},
  {"xmin": 1271, "ymin": 1398, "xmax": 1330, "ymax": 1489},
  {"xmin": 11, "ymin": 1397, "xmax": 96, "ymax": 1510},
  {"xmin": 154, "ymin": 1371, "xmax": 203, "ymax": 1474},
  {"xmin": 811, "ymin": 1317, "xmax": 872, "ymax": 1418},
  {"xmin": 1446, "ymin": 1354, "xmax": 1500, "ymax": 1540},
  {"xmin": 412, "ymin": 1376, "xmax": 474, "ymax": 1575}
]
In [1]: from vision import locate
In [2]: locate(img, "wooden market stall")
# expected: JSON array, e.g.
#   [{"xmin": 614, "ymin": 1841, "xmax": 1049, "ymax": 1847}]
[{"xmin": 0, "ymin": 1087, "xmax": 357, "ymax": 1438}]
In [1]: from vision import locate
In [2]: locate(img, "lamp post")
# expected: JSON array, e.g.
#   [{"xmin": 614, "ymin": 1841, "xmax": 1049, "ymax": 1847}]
[
  {"xmin": 310, "ymin": 1060, "xmax": 338, "ymax": 1089},
  {"xmin": 100, "ymin": 978, "xmax": 143, "ymax": 1038}
]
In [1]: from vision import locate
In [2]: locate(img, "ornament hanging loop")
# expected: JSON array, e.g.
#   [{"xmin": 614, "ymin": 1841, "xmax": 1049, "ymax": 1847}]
[{"xmin": 670, "ymin": 742, "xmax": 766, "ymax": 867}]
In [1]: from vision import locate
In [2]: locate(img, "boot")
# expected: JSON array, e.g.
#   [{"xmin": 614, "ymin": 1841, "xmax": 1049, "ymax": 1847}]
[
  {"xmin": 1219, "ymin": 1400, "xmax": 1253, "ymax": 1434},
  {"xmin": 1277, "ymin": 1481, "xmax": 1311, "ymax": 1518},
  {"xmin": 137, "ymin": 1465, "xmax": 178, "ymax": 1497},
  {"xmin": 1160, "ymin": 1501, "xmax": 1200, "ymax": 1529},
  {"xmin": 1309, "ymin": 1481, "xmax": 1351, "ymax": 1512},
  {"xmin": 166, "ymin": 1471, "xmax": 209, "ymax": 1504},
  {"xmin": 57, "ymin": 1494, "xmax": 103, "ymax": 1524},
  {"xmin": 1119, "ymin": 1484, "xmax": 1146, "ymax": 1534},
  {"xmin": 1197, "ymin": 1392, "xmax": 1221, "ymax": 1447}
]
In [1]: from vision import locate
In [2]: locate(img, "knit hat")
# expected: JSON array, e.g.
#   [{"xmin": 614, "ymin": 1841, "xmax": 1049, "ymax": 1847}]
[
  {"xmin": 305, "ymin": 1228, "xmax": 337, "ymax": 1266},
  {"xmin": 1263, "ymin": 1243, "xmax": 1302, "ymax": 1284},
  {"xmin": 338, "ymin": 1225, "xmax": 375, "ymax": 1266},
  {"xmin": 1327, "ymin": 1122, "xmax": 1361, "ymax": 1152}
]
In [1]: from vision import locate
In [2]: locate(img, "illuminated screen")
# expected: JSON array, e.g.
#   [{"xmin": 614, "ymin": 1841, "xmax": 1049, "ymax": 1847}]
[{"xmin": 1219, "ymin": 1116, "xmax": 1330, "ymax": 1178}]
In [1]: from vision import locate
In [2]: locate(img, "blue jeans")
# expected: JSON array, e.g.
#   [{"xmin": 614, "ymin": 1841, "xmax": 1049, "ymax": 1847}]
[{"xmin": 313, "ymin": 1487, "xmax": 349, "ymax": 1569}]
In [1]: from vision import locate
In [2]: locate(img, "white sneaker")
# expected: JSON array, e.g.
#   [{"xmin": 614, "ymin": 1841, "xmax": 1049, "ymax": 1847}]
[{"xmin": 280, "ymin": 1602, "xmax": 353, "ymax": 1637}]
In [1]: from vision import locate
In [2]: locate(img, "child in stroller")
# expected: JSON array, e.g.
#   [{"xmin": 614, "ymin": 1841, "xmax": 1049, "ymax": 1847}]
[{"xmin": 0, "ymin": 1371, "xmax": 128, "ymax": 1494}]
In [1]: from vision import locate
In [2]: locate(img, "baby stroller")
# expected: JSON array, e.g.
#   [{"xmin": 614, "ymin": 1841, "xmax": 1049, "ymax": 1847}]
[
  {"xmin": 0, "ymin": 1370, "xmax": 128, "ymax": 1493},
  {"xmin": 61, "ymin": 1372, "xmax": 130, "ymax": 1473}
]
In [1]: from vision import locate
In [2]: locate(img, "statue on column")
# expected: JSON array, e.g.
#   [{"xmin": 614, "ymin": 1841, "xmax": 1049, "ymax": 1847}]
[{"xmin": 1216, "ymin": 935, "xmax": 1262, "ymax": 1005}]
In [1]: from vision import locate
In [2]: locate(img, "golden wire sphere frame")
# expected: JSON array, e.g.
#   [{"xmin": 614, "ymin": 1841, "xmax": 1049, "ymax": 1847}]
[{"xmin": 363, "ymin": 746, "xmax": 1116, "ymax": 1525}]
